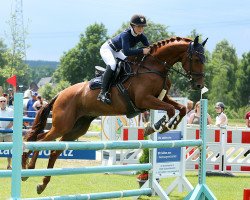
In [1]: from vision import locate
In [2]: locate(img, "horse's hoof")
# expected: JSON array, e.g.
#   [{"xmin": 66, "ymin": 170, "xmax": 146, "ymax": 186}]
[
  {"xmin": 22, "ymin": 177, "xmax": 29, "ymax": 181},
  {"xmin": 160, "ymin": 127, "xmax": 170, "ymax": 134},
  {"xmin": 144, "ymin": 125, "xmax": 154, "ymax": 136},
  {"xmin": 37, "ymin": 184, "xmax": 44, "ymax": 194}
]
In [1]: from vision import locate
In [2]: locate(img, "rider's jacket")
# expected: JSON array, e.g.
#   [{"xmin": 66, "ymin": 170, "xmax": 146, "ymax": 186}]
[{"xmin": 110, "ymin": 28, "xmax": 149, "ymax": 56}]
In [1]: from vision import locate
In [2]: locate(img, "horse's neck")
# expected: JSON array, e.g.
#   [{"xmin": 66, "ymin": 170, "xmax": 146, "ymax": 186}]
[{"xmin": 152, "ymin": 42, "xmax": 189, "ymax": 66}]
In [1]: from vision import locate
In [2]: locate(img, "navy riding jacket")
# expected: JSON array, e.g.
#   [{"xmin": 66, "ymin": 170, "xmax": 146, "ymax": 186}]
[{"xmin": 111, "ymin": 28, "xmax": 149, "ymax": 56}]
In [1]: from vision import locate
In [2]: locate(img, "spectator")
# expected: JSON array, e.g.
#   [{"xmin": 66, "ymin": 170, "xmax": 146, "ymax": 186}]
[
  {"xmin": 32, "ymin": 95, "xmax": 48, "ymax": 111},
  {"xmin": 188, "ymin": 101, "xmax": 212, "ymax": 125},
  {"xmin": 215, "ymin": 102, "xmax": 228, "ymax": 127},
  {"xmin": 186, "ymin": 100, "xmax": 195, "ymax": 123},
  {"xmin": 0, "ymin": 96, "xmax": 14, "ymax": 169},
  {"xmin": 244, "ymin": 111, "xmax": 250, "ymax": 157},
  {"xmin": 245, "ymin": 111, "xmax": 250, "ymax": 128},
  {"xmin": 7, "ymin": 88, "xmax": 14, "ymax": 107},
  {"xmin": 26, "ymin": 91, "xmax": 38, "ymax": 119}
]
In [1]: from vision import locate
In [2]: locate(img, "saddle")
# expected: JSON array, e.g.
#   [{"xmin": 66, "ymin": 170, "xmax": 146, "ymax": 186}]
[{"xmin": 89, "ymin": 59, "xmax": 143, "ymax": 118}]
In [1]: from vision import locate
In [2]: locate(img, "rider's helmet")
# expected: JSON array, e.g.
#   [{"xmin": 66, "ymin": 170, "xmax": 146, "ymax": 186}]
[
  {"xmin": 215, "ymin": 102, "xmax": 225, "ymax": 111},
  {"xmin": 130, "ymin": 14, "xmax": 147, "ymax": 27}
]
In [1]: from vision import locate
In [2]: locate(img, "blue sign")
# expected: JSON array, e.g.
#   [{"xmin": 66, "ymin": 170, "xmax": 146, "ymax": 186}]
[
  {"xmin": 0, "ymin": 149, "xmax": 96, "ymax": 160},
  {"xmin": 156, "ymin": 131, "xmax": 181, "ymax": 163}
]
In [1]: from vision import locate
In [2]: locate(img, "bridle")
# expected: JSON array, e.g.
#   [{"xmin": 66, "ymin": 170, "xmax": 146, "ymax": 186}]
[{"xmin": 139, "ymin": 41, "xmax": 206, "ymax": 82}]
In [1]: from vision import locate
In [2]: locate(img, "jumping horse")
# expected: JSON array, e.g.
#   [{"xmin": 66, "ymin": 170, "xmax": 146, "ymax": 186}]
[{"xmin": 22, "ymin": 36, "xmax": 207, "ymax": 194}]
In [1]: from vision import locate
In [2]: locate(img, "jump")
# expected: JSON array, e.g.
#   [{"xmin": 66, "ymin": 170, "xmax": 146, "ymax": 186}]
[{"xmin": 22, "ymin": 35, "xmax": 208, "ymax": 194}]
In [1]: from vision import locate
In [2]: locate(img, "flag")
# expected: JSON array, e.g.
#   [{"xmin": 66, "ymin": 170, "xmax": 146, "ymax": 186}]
[
  {"xmin": 201, "ymin": 86, "xmax": 209, "ymax": 95},
  {"xmin": 6, "ymin": 75, "xmax": 17, "ymax": 87}
]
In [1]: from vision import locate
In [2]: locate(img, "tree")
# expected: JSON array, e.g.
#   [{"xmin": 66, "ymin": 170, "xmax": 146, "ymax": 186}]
[
  {"xmin": 0, "ymin": 48, "xmax": 30, "ymax": 90},
  {"xmin": 208, "ymin": 40, "xmax": 238, "ymax": 108},
  {"xmin": 30, "ymin": 66, "xmax": 55, "ymax": 83},
  {"xmin": 54, "ymin": 23, "xmax": 108, "ymax": 84},
  {"xmin": 235, "ymin": 52, "xmax": 250, "ymax": 106},
  {"xmin": 0, "ymin": 39, "xmax": 8, "ymax": 67}
]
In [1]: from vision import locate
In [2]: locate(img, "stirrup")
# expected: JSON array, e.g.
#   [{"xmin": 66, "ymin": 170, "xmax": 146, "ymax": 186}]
[{"xmin": 97, "ymin": 92, "xmax": 112, "ymax": 105}]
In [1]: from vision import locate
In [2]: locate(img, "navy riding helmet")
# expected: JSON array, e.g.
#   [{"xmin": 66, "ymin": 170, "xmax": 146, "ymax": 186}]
[{"xmin": 130, "ymin": 14, "xmax": 147, "ymax": 27}]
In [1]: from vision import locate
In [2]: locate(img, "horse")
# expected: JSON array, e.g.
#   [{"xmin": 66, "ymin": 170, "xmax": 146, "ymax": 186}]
[{"xmin": 22, "ymin": 36, "xmax": 207, "ymax": 194}]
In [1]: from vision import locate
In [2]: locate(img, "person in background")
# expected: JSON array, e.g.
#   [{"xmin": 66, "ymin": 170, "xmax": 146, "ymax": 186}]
[
  {"xmin": 244, "ymin": 111, "xmax": 250, "ymax": 157},
  {"xmin": 0, "ymin": 96, "xmax": 14, "ymax": 169},
  {"xmin": 245, "ymin": 111, "xmax": 250, "ymax": 128},
  {"xmin": 7, "ymin": 88, "xmax": 14, "ymax": 107},
  {"xmin": 26, "ymin": 91, "xmax": 38, "ymax": 122},
  {"xmin": 186, "ymin": 100, "xmax": 194, "ymax": 123},
  {"xmin": 32, "ymin": 95, "xmax": 48, "ymax": 111},
  {"xmin": 188, "ymin": 101, "xmax": 212, "ymax": 125},
  {"xmin": 215, "ymin": 102, "xmax": 228, "ymax": 127}
]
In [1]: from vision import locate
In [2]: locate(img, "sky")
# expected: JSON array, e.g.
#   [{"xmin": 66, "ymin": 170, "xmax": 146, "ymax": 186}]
[{"xmin": 0, "ymin": 0, "xmax": 249, "ymax": 62}]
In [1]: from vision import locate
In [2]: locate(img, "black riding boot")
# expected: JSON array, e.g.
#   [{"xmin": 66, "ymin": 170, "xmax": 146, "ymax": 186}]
[{"xmin": 97, "ymin": 65, "xmax": 113, "ymax": 105}]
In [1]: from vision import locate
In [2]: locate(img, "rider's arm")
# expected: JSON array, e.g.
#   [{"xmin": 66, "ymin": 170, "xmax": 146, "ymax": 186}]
[
  {"xmin": 140, "ymin": 34, "xmax": 150, "ymax": 47},
  {"xmin": 121, "ymin": 34, "xmax": 143, "ymax": 56}
]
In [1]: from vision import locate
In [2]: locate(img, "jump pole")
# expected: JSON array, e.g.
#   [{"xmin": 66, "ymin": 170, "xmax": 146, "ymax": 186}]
[
  {"xmin": 184, "ymin": 99, "xmax": 217, "ymax": 200},
  {"xmin": 11, "ymin": 93, "xmax": 24, "ymax": 199}
]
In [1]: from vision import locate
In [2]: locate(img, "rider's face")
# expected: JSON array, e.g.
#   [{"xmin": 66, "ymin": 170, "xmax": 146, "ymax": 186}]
[{"xmin": 133, "ymin": 25, "xmax": 145, "ymax": 35}]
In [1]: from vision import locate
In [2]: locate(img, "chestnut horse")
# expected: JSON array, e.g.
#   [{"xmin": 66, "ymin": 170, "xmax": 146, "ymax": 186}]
[{"xmin": 22, "ymin": 36, "xmax": 207, "ymax": 194}]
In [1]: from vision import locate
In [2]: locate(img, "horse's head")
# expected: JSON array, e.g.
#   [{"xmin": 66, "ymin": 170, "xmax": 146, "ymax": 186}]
[{"xmin": 182, "ymin": 36, "xmax": 207, "ymax": 90}]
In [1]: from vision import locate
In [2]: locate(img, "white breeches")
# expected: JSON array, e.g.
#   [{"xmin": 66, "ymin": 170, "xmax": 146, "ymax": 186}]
[{"xmin": 100, "ymin": 41, "xmax": 126, "ymax": 71}]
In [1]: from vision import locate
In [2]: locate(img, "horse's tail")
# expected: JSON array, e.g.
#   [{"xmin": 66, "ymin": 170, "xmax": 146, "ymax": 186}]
[{"xmin": 25, "ymin": 95, "xmax": 58, "ymax": 142}]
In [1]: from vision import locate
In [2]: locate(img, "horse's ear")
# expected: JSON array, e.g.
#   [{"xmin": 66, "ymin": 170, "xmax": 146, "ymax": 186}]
[
  {"xmin": 193, "ymin": 36, "xmax": 199, "ymax": 46},
  {"xmin": 202, "ymin": 38, "xmax": 208, "ymax": 46}
]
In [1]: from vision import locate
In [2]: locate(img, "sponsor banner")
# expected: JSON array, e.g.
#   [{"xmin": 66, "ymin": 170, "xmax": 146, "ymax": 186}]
[
  {"xmin": 0, "ymin": 149, "xmax": 96, "ymax": 160},
  {"xmin": 154, "ymin": 131, "xmax": 182, "ymax": 178}
]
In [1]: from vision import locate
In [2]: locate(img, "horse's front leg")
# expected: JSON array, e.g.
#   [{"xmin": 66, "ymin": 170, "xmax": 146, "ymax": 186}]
[
  {"xmin": 164, "ymin": 96, "xmax": 187, "ymax": 129},
  {"xmin": 137, "ymin": 95, "xmax": 176, "ymax": 136}
]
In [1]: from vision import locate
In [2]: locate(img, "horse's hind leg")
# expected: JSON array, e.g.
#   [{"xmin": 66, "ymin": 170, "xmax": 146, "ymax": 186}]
[
  {"xmin": 36, "ymin": 149, "xmax": 63, "ymax": 194},
  {"xmin": 36, "ymin": 116, "xmax": 95, "ymax": 194},
  {"xmin": 22, "ymin": 132, "xmax": 49, "ymax": 181},
  {"xmin": 27, "ymin": 132, "xmax": 50, "ymax": 169}
]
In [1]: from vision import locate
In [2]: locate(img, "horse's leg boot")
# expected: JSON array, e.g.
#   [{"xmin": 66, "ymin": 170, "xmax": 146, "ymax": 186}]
[{"xmin": 97, "ymin": 65, "xmax": 113, "ymax": 105}]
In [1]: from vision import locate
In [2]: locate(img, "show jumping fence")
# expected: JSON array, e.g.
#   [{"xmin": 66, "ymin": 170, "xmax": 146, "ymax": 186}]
[{"xmin": 0, "ymin": 93, "xmax": 216, "ymax": 200}]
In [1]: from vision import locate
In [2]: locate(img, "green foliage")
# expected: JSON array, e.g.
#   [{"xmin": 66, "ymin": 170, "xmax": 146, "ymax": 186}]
[
  {"xmin": 235, "ymin": 52, "xmax": 250, "ymax": 107},
  {"xmin": 208, "ymin": 40, "xmax": 238, "ymax": 108},
  {"xmin": 0, "ymin": 48, "xmax": 30, "ymax": 89},
  {"xmin": 29, "ymin": 66, "xmax": 55, "ymax": 83},
  {"xmin": 138, "ymin": 136, "xmax": 150, "ymax": 175},
  {"xmin": 38, "ymin": 80, "xmax": 71, "ymax": 101},
  {"xmin": 25, "ymin": 60, "xmax": 59, "ymax": 69},
  {"xmin": 38, "ymin": 83, "xmax": 54, "ymax": 100},
  {"xmin": 54, "ymin": 23, "xmax": 108, "ymax": 84}
]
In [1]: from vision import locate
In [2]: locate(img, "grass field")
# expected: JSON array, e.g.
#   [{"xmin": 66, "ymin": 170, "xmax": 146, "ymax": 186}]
[
  {"xmin": 0, "ymin": 120, "xmax": 248, "ymax": 199},
  {"xmin": 0, "ymin": 158, "xmax": 250, "ymax": 200}
]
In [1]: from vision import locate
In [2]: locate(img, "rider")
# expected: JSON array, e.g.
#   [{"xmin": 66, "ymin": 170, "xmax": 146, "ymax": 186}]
[
  {"xmin": 215, "ymin": 102, "xmax": 228, "ymax": 127},
  {"xmin": 97, "ymin": 14, "xmax": 151, "ymax": 105}
]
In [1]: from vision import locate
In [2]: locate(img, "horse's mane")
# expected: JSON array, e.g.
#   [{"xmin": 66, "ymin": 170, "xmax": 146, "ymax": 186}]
[{"xmin": 149, "ymin": 37, "xmax": 192, "ymax": 54}]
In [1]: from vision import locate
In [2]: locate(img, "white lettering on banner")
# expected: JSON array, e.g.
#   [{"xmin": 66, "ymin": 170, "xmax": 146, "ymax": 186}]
[
  {"xmin": 30, "ymin": 150, "xmax": 75, "ymax": 157},
  {"xmin": 0, "ymin": 150, "xmax": 10, "ymax": 155},
  {"xmin": 67, "ymin": 150, "xmax": 73, "ymax": 157},
  {"xmin": 61, "ymin": 150, "xmax": 73, "ymax": 157},
  {"xmin": 156, "ymin": 162, "xmax": 180, "ymax": 176},
  {"xmin": 158, "ymin": 136, "xmax": 172, "ymax": 140},
  {"xmin": 44, "ymin": 150, "xmax": 50, "ymax": 156}
]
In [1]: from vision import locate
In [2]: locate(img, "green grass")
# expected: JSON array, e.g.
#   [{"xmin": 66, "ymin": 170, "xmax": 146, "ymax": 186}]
[
  {"xmin": 228, "ymin": 118, "xmax": 246, "ymax": 127},
  {"xmin": 0, "ymin": 158, "xmax": 250, "ymax": 200}
]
